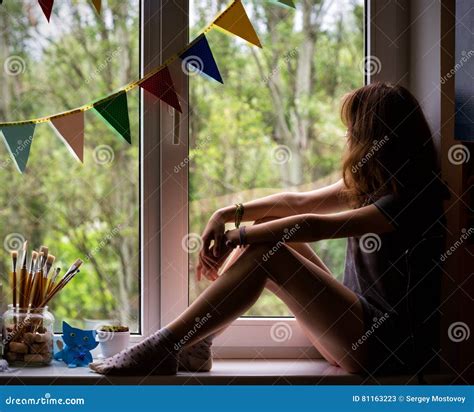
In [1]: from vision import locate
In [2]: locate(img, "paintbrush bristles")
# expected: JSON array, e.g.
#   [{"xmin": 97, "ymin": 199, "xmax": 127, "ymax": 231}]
[
  {"xmin": 65, "ymin": 259, "xmax": 83, "ymax": 276},
  {"xmin": 21, "ymin": 241, "xmax": 28, "ymax": 268},
  {"xmin": 45, "ymin": 255, "xmax": 55, "ymax": 276},
  {"xmin": 39, "ymin": 246, "xmax": 48, "ymax": 268},
  {"xmin": 11, "ymin": 251, "xmax": 18, "ymax": 272},
  {"xmin": 30, "ymin": 251, "xmax": 38, "ymax": 273}
]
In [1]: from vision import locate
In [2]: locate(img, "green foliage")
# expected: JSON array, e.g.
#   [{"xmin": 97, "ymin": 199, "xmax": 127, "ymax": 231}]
[{"xmin": 0, "ymin": 0, "xmax": 364, "ymax": 323}]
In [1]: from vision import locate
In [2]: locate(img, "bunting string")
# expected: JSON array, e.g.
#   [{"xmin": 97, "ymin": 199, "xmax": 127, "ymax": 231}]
[{"xmin": 0, "ymin": 0, "xmax": 295, "ymax": 173}]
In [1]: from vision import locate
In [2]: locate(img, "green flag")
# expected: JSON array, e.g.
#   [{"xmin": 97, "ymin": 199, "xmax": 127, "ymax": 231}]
[
  {"xmin": 93, "ymin": 91, "xmax": 131, "ymax": 144},
  {"xmin": 270, "ymin": 0, "xmax": 296, "ymax": 9},
  {"xmin": 0, "ymin": 124, "xmax": 36, "ymax": 173}
]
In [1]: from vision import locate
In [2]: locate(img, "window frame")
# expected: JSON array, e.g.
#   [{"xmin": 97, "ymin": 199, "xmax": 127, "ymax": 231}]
[{"xmin": 147, "ymin": 0, "xmax": 368, "ymax": 358}]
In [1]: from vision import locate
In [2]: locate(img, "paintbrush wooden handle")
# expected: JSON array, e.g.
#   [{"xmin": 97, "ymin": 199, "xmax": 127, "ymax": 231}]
[
  {"xmin": 9, "ymin": 271, "xmax": 17, "ymax": 307},
  {"xmin": 19, "ymin": 268, "xmax": 27, "ymax": 308}
]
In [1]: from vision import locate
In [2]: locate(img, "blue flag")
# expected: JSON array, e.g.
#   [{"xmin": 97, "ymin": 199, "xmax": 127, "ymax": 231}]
[
  {"xmin": 180, "ymin": 35, "xmax": 223, "ymax": 84},
  {"xmin": 0, "ymin": 124, "xmax": 36, "ymax": 173}
]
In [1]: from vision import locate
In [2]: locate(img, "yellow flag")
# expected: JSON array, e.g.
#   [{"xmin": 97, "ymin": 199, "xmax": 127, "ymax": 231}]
[{"xmin": 214, "ymin": 0, "xmax": 262, "ymax": 48}]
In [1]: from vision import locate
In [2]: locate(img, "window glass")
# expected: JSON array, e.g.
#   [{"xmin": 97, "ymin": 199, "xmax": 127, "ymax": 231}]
[
  {"xmin": 188, "ymin": 0, "xmax": 364, "ymax": 316},
  {"xmin": 0, "ymin": 0, "xmax": 140, "ymax": 331}
]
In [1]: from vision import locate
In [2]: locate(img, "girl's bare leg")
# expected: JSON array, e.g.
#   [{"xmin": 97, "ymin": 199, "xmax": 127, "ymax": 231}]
[
  {"xmin": 166, "ymin": 242, "xmax": 367, "ymax": 373},
  {"xmin": 218, "ymin": 242, "xmax": 340, "ymax": 367}
]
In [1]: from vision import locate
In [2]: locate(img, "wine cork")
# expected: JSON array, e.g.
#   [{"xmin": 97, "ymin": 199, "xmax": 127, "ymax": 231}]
[
  {"xmin": 42, "ymin": 353, "xmax": 52, "ymax": 363},
  {"xmin": 24, "ymin": 354, "xmax": 44, "ymax": 363},
  {"xmin": 30, "ymin": 343, "xmax": 49, "ymax": 354},
  {"xmin": 9, "ymin": 342, "xmax": 28, "ymax": 354},
  {"xmin": 24, "ymin": 332, "xmax": 35, "ymax": 344}
]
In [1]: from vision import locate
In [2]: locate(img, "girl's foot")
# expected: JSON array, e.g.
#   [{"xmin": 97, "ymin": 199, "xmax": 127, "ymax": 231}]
[
  {"xmin": 178, "ymin": 337, "xmax": 213, "ymax": 372},
  {"xmin": 89, "ymin": 329, "xmax": 179, "ymax": 375}
]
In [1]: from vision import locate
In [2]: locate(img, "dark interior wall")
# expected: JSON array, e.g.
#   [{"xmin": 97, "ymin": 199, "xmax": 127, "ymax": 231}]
[{"xmin": 370, "ymin": 0, "xmax": 471, "ymax": 379}]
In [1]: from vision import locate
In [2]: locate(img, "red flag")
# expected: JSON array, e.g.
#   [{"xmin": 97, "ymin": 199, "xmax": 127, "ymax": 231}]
[
  {"xmin": 140, "ymin": 67, "xmax": 182, "ymax": 113},
  {"xmin": 38, "ymin": 0, "xmax": 54, "ymax": 22}
]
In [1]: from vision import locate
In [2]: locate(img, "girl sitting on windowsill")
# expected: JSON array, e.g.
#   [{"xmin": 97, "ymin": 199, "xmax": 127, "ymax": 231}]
[{"xmin": 90, "ymin": 82, "xmax": 447, "ymax": 376}]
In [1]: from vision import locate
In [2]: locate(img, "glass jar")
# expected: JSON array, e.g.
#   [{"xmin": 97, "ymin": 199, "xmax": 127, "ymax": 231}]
[{"xmin": 2, "ymin": 305, "xmax": 54, "ymax": 366}]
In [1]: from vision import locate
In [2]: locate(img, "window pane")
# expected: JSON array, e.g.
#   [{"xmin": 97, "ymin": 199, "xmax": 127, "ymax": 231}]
[
  {"xmin": 0, "ymin": 1, "xmax": 140, "ymax": 331},
  {"xmin": 189, "ymin": 0, "xmax": 364, "ymax": 316}
]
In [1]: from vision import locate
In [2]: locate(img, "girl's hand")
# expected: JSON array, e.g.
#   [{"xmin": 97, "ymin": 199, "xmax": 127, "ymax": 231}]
[
  {"xmin": 196, "ymin": 246, "xmax": 232, "ymax": 282},
  {"xmin": 202, "ymin": 212, "xmax": 226, "ymax": 258},
  {"xmin": 197, "ymin": 212, "xmax": 227, "ymax": 281}
]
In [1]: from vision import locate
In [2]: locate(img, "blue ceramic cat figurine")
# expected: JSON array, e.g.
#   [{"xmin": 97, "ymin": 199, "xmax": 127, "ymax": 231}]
[{"xmin": 54, "ymin": 322, "xmax": 98, "ymax": 368}]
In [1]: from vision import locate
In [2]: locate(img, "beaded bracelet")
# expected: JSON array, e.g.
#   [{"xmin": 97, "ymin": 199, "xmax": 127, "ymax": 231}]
[
  {"xmin": 239, "ymin": 226, "xmax": 248, "ymax": 246},
  {"xmin": 234, "ymin": 203, "xmax": 244, "ymax": 228}
]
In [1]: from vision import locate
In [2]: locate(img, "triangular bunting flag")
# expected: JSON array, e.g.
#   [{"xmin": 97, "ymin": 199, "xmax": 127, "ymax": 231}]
[
  {"xmin": 214, "ymin": 0, "xmax": 262, "ymax": 48},
  {"xmin": 38, "ymin": 0, "xmax": 54, "ymax": 22},
  {"xmin": 270, "ymin": 0, "xmax": 296, "ymax": 9},
  {"xmin": 180, "ymin": 35, "xmax": 223, "ymax": 84},
  {"xmin": 139, "ymin": 67, "xmax": 182, "ymax": 113},
  {"xmin": 91, "ymin": 0, "xmax": 101, "ymax": 14},
  {"xmin": 50, "ymin": 111, "xmax": 85, "ymax": 162},
  {"xmin": 0, "ymin": 124, "xmax": 35, "ymax": 173},
  {"xmin": 93, "ymin": 92, "xmax": 131, "ymax": 144}
]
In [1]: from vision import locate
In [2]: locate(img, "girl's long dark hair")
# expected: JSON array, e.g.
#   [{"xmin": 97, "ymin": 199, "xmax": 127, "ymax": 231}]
[{"xmin": 340, "ymin": 82, "xmax": 438, "ymax": 207}]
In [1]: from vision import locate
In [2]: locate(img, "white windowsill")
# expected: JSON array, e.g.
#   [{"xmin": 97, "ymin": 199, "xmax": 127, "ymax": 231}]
[{"xmin": 0, "ymin": 359, "xmax": 452, "ymax": 385}]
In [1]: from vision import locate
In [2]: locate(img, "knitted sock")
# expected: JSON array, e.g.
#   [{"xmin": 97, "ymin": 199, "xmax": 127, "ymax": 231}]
[
  {"xmin": 89, "ymin": 328, "xmax": 180, "ymax": 376},
  {"xmin": 178, "ymin": 335, "xmax": 214, "ymax": 372}
]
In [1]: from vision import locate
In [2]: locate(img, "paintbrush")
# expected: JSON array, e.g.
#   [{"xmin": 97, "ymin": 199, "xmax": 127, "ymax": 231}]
[
  {"xmin": 41, "ymin": 269, "xmax": 81, "ymax": 307},
  {"xmin": 10, "ymin": 251, "xmax": 18, "ymax": 307},
  {"xmin": 44, "ymin": 259, "xmax": 82, "ymax": 303},
  {"xmin": 43, "ymin": 255, "xmax": 55, "ymax": 301},
  {"xmin": 64, "ymin": 258, "xmax": 83, "ymax": 277},
  {"xmin": 29, "ymin": 251, "xmax": 43, "ymax": 307},
  {"xmin": 39, "ymin": 246, "xmax": 48, "ymax": 270},
  {"xmin": 19, "ymin": 241, "xmax": 28, "ymax": 308},
  {"xmin": 47, "ymin": 267, "xmax": 61, "ymax": 295},
  {"xmin": 25, "ymin": 251, "xmax": 38, "ymax": 305},
  {"xmin": 38, "ymin": 247, "xmax": 49, "ymax": 303},
  {"xmin": 44, "ymin": 254, "xmax": 55, "ymax": 277}
]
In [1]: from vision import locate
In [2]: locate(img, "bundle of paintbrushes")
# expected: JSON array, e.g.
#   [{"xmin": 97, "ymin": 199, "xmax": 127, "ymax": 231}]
[
  {"xmin": 8, "ymin": 241, "xmax": 82, "ymax": 310},
  {"xmin": 3, "ymin": 240, "xmax": 82, "ymax": 366}
]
